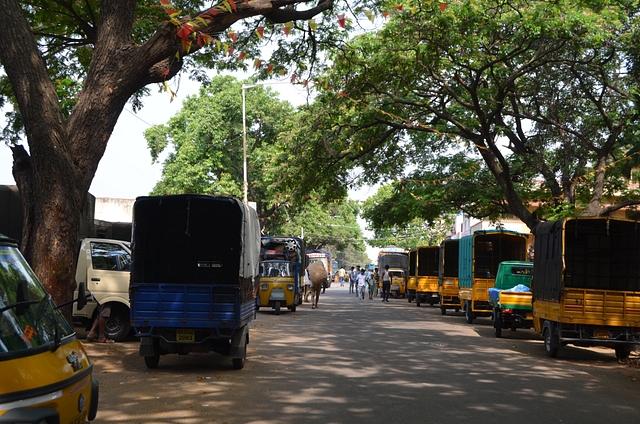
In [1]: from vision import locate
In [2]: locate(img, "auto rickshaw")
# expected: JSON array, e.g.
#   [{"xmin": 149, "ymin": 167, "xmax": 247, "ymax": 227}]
[
  {"xmin": 257, "ymin": 260, "xmax": 299, "ymax": 315},
  {"xmin": 389, "ymin": 268, "xmax": 407, "ymax": 298},
  {"xmin": 0, "ymin": 233, "xmax": 99, "ymax": 422}
]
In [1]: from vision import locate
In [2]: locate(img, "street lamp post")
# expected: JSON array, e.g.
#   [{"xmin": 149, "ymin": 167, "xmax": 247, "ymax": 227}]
[{"xmin": 241, "ymin": 81, "xmax": 290, "ymax": 204}]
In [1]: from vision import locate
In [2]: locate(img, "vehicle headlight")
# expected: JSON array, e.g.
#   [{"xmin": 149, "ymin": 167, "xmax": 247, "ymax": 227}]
[
  {"xmin": 260, "ymin": 283, "xmax": 268, "ymax": 291},
  {"xmin": 287, "ymin": 284, "xmax": 294, "ymax": 291}
]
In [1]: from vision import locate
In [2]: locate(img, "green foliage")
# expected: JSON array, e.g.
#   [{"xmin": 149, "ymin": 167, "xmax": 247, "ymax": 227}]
[
  {"xmin": 362, "ymin": 184, "xmax": 455, "ymax": 249},
  {"xmin": 291, "ymin": 0, "xmax": 640, "ymax": 232}
]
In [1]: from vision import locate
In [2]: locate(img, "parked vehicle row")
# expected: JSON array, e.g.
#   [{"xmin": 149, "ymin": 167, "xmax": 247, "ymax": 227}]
[{"xmin": 401, "ymin": 217, "xmax": 640, "ymax": 360}]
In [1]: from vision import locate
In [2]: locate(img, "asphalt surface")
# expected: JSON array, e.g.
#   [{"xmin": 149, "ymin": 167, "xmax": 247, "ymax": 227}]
[{"xmin": 81, "ymin": 285, "xmax": 640, "ymax": 423}]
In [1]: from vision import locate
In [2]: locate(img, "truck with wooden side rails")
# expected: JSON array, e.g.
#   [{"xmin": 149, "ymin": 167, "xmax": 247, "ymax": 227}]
[
  {"xmin": 459, "ymin": 230, "xmax": 529, "ymax": 324},
  {"xmin": 415, "ymin": 246, "xmax": 440, "ymax": 307},
  {"xmin": 532, "ymin": 217, "xmax": 640, "ymax": 359},
  {"xmin": 406, "ymin": 250, "xmax": 418, "ymax": 303},
  {"xmin": 378, "ymin": 247, "xmax": 408, "ymax": 298},
  {"xmin": 439, "ymin": 239, "xmax": 460, "ymax": 315},
  {"xmin": 129, "ymin": 194, "xmax": 261, "ymax": 370}
]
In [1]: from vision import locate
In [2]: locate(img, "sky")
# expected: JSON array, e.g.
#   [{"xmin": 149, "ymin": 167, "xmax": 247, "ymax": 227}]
[{"xmin": 0, "ymin": 75, "xmax": 380, "ymax": 261}]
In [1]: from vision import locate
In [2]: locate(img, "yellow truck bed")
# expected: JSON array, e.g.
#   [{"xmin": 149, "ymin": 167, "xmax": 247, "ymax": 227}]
[
  {"xmin": 534, "ymin": 288, "xmax": 640, "ymax": 327},
  {"xmin": 498, "ymin": 291, "xmax": 532, "ymax": 311}
]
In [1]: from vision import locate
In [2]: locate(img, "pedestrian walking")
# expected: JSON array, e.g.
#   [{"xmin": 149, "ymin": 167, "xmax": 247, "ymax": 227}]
[
  {"xmin": 381, "ymin": 265, "xmax": 391, "ymax": 302},
  {"xmin": 373, "ymin": 267, "xmax": 380, "ymax": 297},
  {"xmin": 339, "ymin": 267, "xmax": 345, "ymax": 287},
  {"xmin": 357, "ymin": 269, "xmax": 367, "ymax": 300},
  {"xmin": 367, "ymin": 273, "xmax": 375, "ymax": 299},
  {"xmin": 353, "ymin": 266, "xmax": 361, "ymax": 296},
  {"xmin": 348, "ymin": 266, "xmax": 355, "ymax": 293}
]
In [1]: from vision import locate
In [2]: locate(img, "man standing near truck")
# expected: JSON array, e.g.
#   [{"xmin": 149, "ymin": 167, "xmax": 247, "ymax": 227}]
[{"xmin": 381, "ymin": 265, "xmax": 391, "ymax": 302}]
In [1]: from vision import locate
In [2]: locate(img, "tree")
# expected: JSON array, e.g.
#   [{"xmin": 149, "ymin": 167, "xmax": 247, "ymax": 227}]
[
  {"xmin": 145, "ymin": 75, "xmax": 294, "ymax": 217},
  {"xmin": 361, "ymin": 184, "xmax": 455, "ymax": 249},
  {"xmin": 0, "ymin": 0, "xmax": 358, "ymax": 307},
  {"xmin": 145, "ymin": 75, "xmax": 367, "ymax": 256},
  {"xmin": 284, "ymin": 0, "xmax": 640, "ymax": 232}
]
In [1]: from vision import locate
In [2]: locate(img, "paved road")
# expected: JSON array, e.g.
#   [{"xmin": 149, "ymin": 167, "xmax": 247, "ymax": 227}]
[{"xmin": 83, "ymin": 286, "xmax": 640, "ymax": 423}]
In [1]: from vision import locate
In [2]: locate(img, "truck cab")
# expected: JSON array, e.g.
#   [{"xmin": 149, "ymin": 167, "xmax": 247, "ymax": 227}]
[{"xmin": 72, "ymin": 238, "xmax": 132, "ymax": 341}]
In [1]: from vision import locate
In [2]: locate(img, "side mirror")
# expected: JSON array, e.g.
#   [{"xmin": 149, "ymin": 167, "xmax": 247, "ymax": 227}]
[
  {"xmin": 16, "ymin": 280, "xmax": 30, "ymax": 316},
  {"xmin": 77, "ymin": 282, "xmax": 88, "ymax": 311}
]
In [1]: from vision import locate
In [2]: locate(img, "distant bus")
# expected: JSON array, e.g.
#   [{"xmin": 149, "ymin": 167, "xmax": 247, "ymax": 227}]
[{"xmin": 365, "ymin": 263, "xmax": 375, "ymax": 272}]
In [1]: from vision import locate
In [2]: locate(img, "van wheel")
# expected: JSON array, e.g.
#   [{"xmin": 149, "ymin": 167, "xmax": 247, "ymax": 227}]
[{"xmin": 105, "ymin": 304, "xmax": 131, "ymax": 342}]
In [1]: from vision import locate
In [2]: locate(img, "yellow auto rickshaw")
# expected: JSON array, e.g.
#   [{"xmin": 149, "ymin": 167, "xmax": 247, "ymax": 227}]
[
  {"xmin": 0, "ymin": 233, "xmax": 99, "ymax": 422},
  {"xmin": 389, "ymin": 268, "xmax": 407, "ymax": 299},
  {"xmin": 257, "ymin": 260, "xmax": 299, "ymax": 315}
]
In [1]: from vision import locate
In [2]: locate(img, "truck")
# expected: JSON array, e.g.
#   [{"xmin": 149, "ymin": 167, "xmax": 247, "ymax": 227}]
[
  {"xmin": 414, "ymin": 246, "xmax": 440, "ymax": 307},
  {"xmin": 378, "ymin": 247, "xmax": 408, "ymax": 298},
  {"xmin": 438, "ymin": 239, "xmax": 460, "ymax": 315},
  {"xmin": 306, "ymin": 249, "xmax": 333, "ymax": 289},
  {"xmin": 532, "ymin": 217, "xmax": 640, "ymax": 359},
  {"xmin": 72, "ymin": 238, "xmax": 132, "ymax": 341},
  {"xmin": 459, "ymin": 230, "xmax": 529, "ymax": 324},
  {"xmin": 488, "ymin": 261, "xmax": 534, "ymax": 338},
  {"xmin": 129, "ymin": 194, "xmax": 261, "ymax": 369}
]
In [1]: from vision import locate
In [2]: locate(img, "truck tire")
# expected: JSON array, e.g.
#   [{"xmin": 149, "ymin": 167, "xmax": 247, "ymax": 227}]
[
  {"xmin": 543, "ymin": 324, "xmax": 559, "ymax": 358},
  {"xmin": 493, "ymin": 310, "xmax": 503, "ymax": 338},
  {"xmin": 144, "ymin": 354, "xmax": 160, "ymax": 369},
  {"xmin": 615, "ymin": 345, "xmax": 631, "ymax": 361},
  {"xmin": 105, "ymin": 304, "xmax": 131, "ymax": 342},
  {"xmin": 465, "ymin": 301, "xmax": 475, "ymax": 324},
  {"xmin": 232, "ymin": 334, "xmax": 248, "ymax": 370}
]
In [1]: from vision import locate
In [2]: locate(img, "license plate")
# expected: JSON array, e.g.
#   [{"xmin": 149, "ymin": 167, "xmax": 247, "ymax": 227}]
[
  {"xmin": 176, "ymin": 329, "xmax": 195, "ymax": 342},
  {"xmin": 594, "ymin": 329, "xmax": 609, "ymax": 339}
]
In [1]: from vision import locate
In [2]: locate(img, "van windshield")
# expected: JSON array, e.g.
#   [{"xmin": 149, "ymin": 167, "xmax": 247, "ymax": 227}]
[{"xmin": 0, "ymin": 244, "xmax": 74, "ymax": 355}]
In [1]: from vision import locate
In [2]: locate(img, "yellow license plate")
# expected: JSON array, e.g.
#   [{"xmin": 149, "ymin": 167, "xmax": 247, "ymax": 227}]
[
  {"xmin": 594, "ymin": 329, "xmax": 609, "ymax": 339},
  {"xmin": 176, "ymin": 329, "xmax": 195, "ymax": 342}
]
